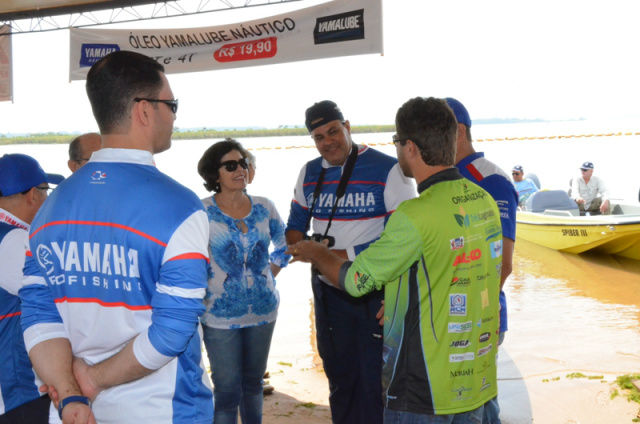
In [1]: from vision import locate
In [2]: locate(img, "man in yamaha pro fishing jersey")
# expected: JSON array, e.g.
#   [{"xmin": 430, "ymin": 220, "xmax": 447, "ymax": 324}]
[
  {"xmin": 19, "ymin": 51, "xmax": 213, "ymax": 424},
  {"xmin": 285, "ymin": 100, "xmax": 414, "ymax": 424}
]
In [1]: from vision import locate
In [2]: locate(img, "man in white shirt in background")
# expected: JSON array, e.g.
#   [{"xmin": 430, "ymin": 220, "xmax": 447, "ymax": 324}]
[{"xmin": 571, "ymin": 161, "xmax": 609, "ymax": 214}]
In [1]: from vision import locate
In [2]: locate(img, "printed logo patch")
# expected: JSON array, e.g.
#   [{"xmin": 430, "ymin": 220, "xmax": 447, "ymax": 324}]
[
  {"xmin": 448, "ymin": 321, "xmax": 473, "ymax": 333},
  {"xmin": 449, "ymin": 294, "xmax": 467, "ymax": 316},
  {"xmin": 490, "ymin": 240, "xmax": 502, "ymax": 258},
  {"xmin": 449, "ymin": 340, "xmax": 471, "ymax": 348},
  {"xmin": 450, "ymin": 236, "xmax": 464, "ymax": 250},
  {"xmin": 313, "ymin": 9, "xmax": 365, "ymax": 45},
  {"xmin": 80, "ymin": 44, "xmax": 120, "ymax": 67},
  {"xmin": 449, "ymin": 352, "xmax": 475, "ymax": 362}
]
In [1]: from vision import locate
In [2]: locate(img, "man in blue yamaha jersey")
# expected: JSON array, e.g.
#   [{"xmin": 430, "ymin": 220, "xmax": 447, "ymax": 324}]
[
  {"xmin": 0, "ymin": 154, "xmax": 62, "ymax": 423},
  {"xmin": 447, "ymin": 97, "xmax": 518, "ymax": 424},
  {"xmin": 19, "ymin": 51, "xmax": 213, "ymax": 424},
  {"xmin": 285, "ymin": 100, "xmax": 415, "ymax": 424}
]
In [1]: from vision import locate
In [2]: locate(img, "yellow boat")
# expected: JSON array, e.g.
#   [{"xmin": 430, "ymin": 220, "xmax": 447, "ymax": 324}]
[{"xmin": 516, "ymin": 190, "xmax": 640, "ymax": 260}]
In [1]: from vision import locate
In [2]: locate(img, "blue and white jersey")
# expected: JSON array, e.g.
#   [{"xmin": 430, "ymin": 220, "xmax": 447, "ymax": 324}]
[
  {"xmin": 20, "ymin": 149, "xmax": 213, "ymax": 424},
  {"xmin": 201, "ymin": 195, "xmax": 290, "ymax": 329},
  {"xmin": 0, "ymin": 210, "xmax": 43, "ymax": 415},
  {"xmin": 457, "ymin": 152, "xmax": 518, "ymax": 333},
  {"xmin": 286, "ymin": 145, "xmax": 415, "ymax": 262}
]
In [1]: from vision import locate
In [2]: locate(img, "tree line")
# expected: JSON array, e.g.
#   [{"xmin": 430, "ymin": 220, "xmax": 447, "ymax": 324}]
[{"xmin": 0, "ymin": 125, "xmax": 395, "ymax": 145}]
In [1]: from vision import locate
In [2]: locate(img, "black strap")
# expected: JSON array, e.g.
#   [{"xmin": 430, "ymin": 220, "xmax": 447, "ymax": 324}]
[{"xmin": 303, "ymin": 143, "xmax": 359, "ymax": 236}]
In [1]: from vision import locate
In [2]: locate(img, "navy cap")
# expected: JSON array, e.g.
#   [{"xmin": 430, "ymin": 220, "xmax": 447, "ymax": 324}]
[
  {"xmin": 445, "ymin": 97, "xmax": 472, "ymax": 127},
  {"xmin": 580, "ymin": 161, "xmax": 594, "ymax": 170},
  {"xmin": 0, "ymin": 154, "xmax": 64, "ymax": 197},
  {"xmin": 512, "ymin": 165, "xmax": 524, "ymax": 173},
  {"xmin": 305, "ymin": 100, "xmax": 345, "ymax": 132}
]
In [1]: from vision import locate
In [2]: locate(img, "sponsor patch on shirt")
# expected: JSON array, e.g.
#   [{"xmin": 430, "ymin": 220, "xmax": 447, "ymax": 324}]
[
  {"xmin": 450, "ymin": 236, "xmax": 464, "ymax": 250},
  {"xmin": 449, "ymin": 294, "xmax": 467, "ymax": 316}
]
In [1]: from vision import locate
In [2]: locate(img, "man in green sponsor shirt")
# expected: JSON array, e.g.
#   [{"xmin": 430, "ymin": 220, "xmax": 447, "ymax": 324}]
[{"xmin": 288, "ymin": 97, "xmax": 502, "ymax": 424}]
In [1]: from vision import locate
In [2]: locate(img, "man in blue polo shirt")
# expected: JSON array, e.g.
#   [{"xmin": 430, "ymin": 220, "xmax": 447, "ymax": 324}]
[
  {"xmin": 447, "ymin": 97, "xmax": 518, "ymax": 424},
  {"xmin": 0, "ymin": 153, "xmax": 63, "ymax": 423}
]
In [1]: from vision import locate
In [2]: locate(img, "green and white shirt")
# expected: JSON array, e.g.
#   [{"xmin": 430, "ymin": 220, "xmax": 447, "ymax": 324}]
[{"xmin": 338, "ymin": 168, "xmax": 502, "ymax": 415}]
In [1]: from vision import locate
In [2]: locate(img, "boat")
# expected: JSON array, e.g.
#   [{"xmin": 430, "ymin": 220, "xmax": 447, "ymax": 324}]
[{"xmin": 515, "ymin": 190, "xmax": 640, "ymax": 259}]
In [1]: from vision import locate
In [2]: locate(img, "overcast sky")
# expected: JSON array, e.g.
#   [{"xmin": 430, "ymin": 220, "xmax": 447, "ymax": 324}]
[{"xmin": 1, "ymin": 0, "xmax": 639, "ymax": 134}]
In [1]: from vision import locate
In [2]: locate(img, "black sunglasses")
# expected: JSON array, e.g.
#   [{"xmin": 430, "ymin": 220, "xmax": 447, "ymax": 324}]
[
  {"xmin": 512, "ymin": 172, "xmax": 521, "ymax": 176},
  {"xmin": 134, "ymin": 98, "xmax": 179, "ymax": 114},
  {"xmin": 219, "ymin": 158, "xmax": 249, "ymax": 172}
]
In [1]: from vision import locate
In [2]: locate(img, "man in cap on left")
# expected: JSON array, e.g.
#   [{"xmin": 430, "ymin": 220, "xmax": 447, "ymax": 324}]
[{"xmin": 0, "ymin": 153, "xmax": 63, "ymax": 422}]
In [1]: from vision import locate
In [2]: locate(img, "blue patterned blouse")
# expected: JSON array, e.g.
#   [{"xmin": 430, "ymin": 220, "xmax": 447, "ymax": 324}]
[{"xmin": 201, "ymin": 194, "xmax": 290, "ymax": 329}]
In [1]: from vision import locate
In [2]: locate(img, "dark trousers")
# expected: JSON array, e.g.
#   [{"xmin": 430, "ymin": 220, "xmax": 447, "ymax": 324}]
[
  {"xmin": 0, "ymin": 395, "xmax": 50, "ymax": 424},
  {"xmin": 312, "ymin": 273, "xmax": 384, "ymax": 424}
]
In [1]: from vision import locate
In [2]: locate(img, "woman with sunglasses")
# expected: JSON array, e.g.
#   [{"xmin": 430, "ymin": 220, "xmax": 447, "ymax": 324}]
[{"xmin": 197, "ymin": 139, "xmax": 290, "ymax": 424}]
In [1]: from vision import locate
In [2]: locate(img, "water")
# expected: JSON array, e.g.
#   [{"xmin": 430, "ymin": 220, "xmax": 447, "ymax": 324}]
[{"xmin": 2, "ymin": 121, "xmax": 639, "ymax": 421}]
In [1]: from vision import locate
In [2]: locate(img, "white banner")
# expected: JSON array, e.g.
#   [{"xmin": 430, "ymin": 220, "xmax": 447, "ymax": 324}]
[
  {"xmin": 0, "ymin": 25, "xmax": 13, "ymax": 102},
  {"xmin": 69, "ymin": 0, "xmax": 382, "ymax": 81}
]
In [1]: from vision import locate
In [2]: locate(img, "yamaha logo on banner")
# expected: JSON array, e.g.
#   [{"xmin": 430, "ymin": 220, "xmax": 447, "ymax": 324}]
[{"xmin": 80, "ymin": 44, "xmax": 121, "ymax": 67}]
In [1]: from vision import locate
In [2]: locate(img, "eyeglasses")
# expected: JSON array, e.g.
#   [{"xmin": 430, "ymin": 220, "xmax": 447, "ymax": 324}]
[
  {"xmin": 35, "ymin": 185, "xmax": 52, "ymax": 195},
  {"xmin": 580, "ymin": 169, "xmax": 590, "ymax": 172},
  {"xmin": 134, "ymin": 98, "xmax": 179, "ymax": 114},
  {"xmin": 219, "ymin": 158, "xmax": 249, "ymax": 172},
  {"xmin": 512, "ymin": 172, "xmax": 521, "ymax": 176},
  {"xmin": 392, "ymin": 134, "xmax": 408, "ymax": 145}
]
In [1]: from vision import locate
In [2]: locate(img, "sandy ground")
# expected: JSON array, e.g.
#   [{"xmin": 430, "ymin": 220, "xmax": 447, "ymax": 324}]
[{"xmin": 252, "ymin": 250, "xmax": 640, "ymax": 424}]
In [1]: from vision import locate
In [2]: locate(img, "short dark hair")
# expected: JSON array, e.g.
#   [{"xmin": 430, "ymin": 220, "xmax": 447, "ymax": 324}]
[
  {"xmin": 86, "ymin": 51, "xmax": 164, "ymax": 134},
  {"xmin": 395, "ymin": 97, "xmax": 458, "ymax": 166},
  {"xmin": 198, "ymin": 138, "xmax": 247, "ymax": 193},
  {"xmin": 69, "ymin": 135, "xmax": 83, "ymax": 161}
]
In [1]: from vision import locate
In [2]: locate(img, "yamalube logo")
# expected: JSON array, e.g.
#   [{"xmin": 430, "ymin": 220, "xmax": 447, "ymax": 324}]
[{"xmin": 313, "ymin": 9, "xmax": 365, "ymax": 45}]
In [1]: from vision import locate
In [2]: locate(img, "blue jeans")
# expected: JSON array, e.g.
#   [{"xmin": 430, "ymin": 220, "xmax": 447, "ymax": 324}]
[
  {"xmin": 383, "ymin": 405, "xmax": 483, "ymax": 424},
  {"xmin": 203, "ymin": 321, "xmax": 276, "ymax": 424}
]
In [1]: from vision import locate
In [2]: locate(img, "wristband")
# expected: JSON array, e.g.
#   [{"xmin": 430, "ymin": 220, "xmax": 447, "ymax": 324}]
[{"xmin": 58, "ymin": 395, "xmax": 91, "ymax": 419}]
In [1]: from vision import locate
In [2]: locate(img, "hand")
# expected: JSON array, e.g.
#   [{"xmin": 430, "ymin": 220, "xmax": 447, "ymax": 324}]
[
  {"xmin": 600, "ymin": 199, "xmax": 610, "ymax": 213},
  {"xmin": 376, "ymin": 300, "xmax": 385, "ymax": 326},
  {"xmin": 60, "ymin": 402, "xmax": 97, "ymax": 424},
  {"xmin": 72, "ymin": 357, "xmax": 101, "ymax": 401},
  {"xmin": 39, "ymin": 383, "xmax": 60, "ymax": 409},
  {"xmin": 286, "ymin": 239, "xmax": 330, "ymax": 264},
  {"xmin": 576, "ymin": 198, "xmax": 586, "ymax": 205}
]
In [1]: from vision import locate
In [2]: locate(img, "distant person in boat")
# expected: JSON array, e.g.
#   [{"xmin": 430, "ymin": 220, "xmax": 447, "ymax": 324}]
[
  {"xmin": 511, "ymin": 165, "xmax": 539, "ymax": 207},
  {"xmin": 571, "ymin": 161, "xmax": 610, "ymax": 214},
  {"xmin": 67, "ymin": 132, "xmax": 102, "ymax": 173},
  {"xmin": 287, "ymin": 96, "xmax": 502, "ymax": 424},
  {"xmin": 447, "ymin": 97, "xmax": 518, "ymax": 424}
]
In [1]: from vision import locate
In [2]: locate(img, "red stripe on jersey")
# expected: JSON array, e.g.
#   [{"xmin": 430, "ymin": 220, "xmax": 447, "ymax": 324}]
[
  {"xmin": 54, "ymin": 297, "xmax": 152, "ymax": 311},
  {"xmin": 169, "ymin": 253, "xmax": 209, "ymax": 262},
  {"xmin": 465, "ymin": 164, "xmax": 484, "ymax": 182},
  {"xmin": 0, "ymin": 311, "xmax": 21, "ymax": 320},
  {"xmin": 31, "ymin": 221, "xmax": 168, "ymax": 247},
  {"xmin": 315, "ymin": 211, "xmax": 393, "ymax": 222}
]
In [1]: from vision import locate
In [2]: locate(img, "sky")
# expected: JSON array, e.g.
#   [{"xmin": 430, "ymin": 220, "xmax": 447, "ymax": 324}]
[{"xmin": 1, "ymin": 0, "xmax": 640, "ymax": 134}]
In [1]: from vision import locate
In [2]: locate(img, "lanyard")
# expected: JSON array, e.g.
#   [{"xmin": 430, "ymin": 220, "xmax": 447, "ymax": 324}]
[{"xmin": 303, "ymin": 143, "xmax": 359, "ymax": 238}]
